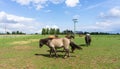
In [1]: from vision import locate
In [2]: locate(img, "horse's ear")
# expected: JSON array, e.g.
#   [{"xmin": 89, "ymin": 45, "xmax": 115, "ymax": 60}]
[{"xmin": 72, "ymin": 35, "xmax": 75, "ymax": 39}]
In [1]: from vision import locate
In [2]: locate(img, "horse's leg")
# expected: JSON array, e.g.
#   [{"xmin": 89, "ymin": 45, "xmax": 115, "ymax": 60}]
[
  {"xmin": 88, "ymin": 42, "xmax": 90, "ymax": 46},
  {"xmin": 67, "ymin": 49, "xmax": 70, "ymax": 57},
  {"xmin": 87, "ymin": 40, "xmax": 90, "ymax": 46},
  {"xmin": 86, "ymin": 40, "xmax": 89, "ymax": 46},
  {"xmin": 49, "ymin": 48, "xmax": 53, "ymax": 57},
  {"xmin": 89, "ymin": 42, "xmax": 91, "ymax": 46},
  {"xmin": 52, "ymin": 47, "xmax": 58, "ymax": 57},
  {"xmin": 64, "ymin": 48, "xmax": 70, "ymax": 58},
  {"xmin": 88, "ymin": 39, "xmax": 91, "ymax": 46},
  {"xmin": 71, "ymin": 46, "xmax": 75, "ymax": 53}
]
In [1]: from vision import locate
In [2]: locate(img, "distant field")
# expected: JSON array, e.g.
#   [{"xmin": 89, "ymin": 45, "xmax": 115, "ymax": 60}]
[{"xmin": 0, "ymin": 35, "xmax": 120, "ymax": 69}]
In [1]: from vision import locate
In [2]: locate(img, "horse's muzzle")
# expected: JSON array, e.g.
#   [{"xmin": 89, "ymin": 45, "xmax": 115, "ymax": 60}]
[{"xmin": 39, "ymin": 44, "xmax": 43, "ymax": 48}]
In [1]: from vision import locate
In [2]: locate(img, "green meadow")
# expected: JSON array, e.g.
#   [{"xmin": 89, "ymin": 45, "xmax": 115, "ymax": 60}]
[{"xmin": 0, "ymin": 35, "xmax": 120, "ymax": 69}]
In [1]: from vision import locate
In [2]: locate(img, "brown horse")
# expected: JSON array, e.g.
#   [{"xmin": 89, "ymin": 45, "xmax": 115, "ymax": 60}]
[
  {"xmin": 39, "ymin": 38, "xmax": 70, "ymax": 58},
  {"xmin": 85, "ymin": 34, "xmax": 91, "ymax": 46},
  {"xmin": 39, "ymin": 37, "xmax": 82, "ymax": 58}
]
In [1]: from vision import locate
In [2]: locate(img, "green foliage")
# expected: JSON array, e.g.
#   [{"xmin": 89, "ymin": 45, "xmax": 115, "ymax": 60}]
[
  {"xmin": 41, "ymin": 28, "xmax": 46, "ymax": 35},
  {"xmin": 9, "ymin": 31, "xmax": 26, "ymax": 35},
  {"xmin": 62, "ymin": 29, "xmax": 73, "ymax": 34},
  {"xmin": 41, "ymin": 28, "xmax": 60, "ymax": 35}
]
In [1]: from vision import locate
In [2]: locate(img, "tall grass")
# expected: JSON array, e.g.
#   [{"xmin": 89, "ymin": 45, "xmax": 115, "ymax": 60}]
[{"xmin": 0, "ymin": 35, "xmax": 120, "ymax": 69}]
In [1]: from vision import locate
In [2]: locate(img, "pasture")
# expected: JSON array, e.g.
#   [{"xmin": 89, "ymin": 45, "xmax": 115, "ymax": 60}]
[{"xmin": 0, "ymin": 35, "xmax": 120, "ymax": 69}]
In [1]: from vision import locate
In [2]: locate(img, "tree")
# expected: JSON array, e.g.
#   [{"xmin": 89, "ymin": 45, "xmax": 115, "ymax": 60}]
[
  {"xmin": 41, "ymin": 28, "xmax": 46, "ymax": 35},
  {"xmin": 46, "ymin": 28, "xmax": 49, "ymax": 35},
  {"xmin": 56, "ymin": 28, "xmax": 60, "ymax": 34},
  {"xmin": 41, "ymin": 28, "xmax": 61, "ymax": 35},
  {"xmin": 12, "ymin": 31, "xmax": 16, "ymax": 34},
  {"xmin": 49, "ymin": 28, "xmax": 54, "ymax": 34},
  {"xmin": 6, "ymin": 32, "xmax": 10, "ymax": 34},
  {"xmin": 16, "ymin": 31, "xmax": 19, "ymax": 34},
  {"xmin": 62, "ymin": 29, "xmax": 73, "ymax": 34}
]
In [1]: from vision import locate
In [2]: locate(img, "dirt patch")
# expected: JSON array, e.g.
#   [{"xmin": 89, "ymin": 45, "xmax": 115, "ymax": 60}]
[
  {"xmin": 11, "ymin": 39, "xmax": 39, "ymax": 45},
  {"xmin": 13, "ymin": 46, "xmax": 32, "ymax": 50},
  {"xmin": 29, "ymin": 39, "xmax": 38, "ymax": 42},
  {"xmin": 24, "ymin": 61, "xmax": 35, "ymax": 69},
  {"xmin": 12, "ymin": 41, "xmax": 30, "ymax": 45}
]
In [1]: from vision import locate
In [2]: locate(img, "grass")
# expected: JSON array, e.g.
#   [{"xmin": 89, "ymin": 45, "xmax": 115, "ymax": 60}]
[{"xmin": 0, "ymin": 35, "xmax": 120, "ymax": 69}]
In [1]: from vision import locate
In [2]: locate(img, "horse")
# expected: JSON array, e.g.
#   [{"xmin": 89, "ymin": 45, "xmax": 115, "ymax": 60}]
[
  {"xmin": 65, "ymin": 35, "xmax": 75, "ymax": 39},
  {"xmin": 39, "ymin": 37, "xmax": 82, "ymax": 58},
  {"xmin": 39, "ymin": 38, "xmax": 70, "ymax": 58},
  {"xmin": 85, "ymin": 34, "xmax": 91, "ymax": 46}
]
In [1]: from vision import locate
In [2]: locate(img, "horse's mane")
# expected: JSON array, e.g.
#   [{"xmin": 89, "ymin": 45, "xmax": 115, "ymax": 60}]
[{"xmin": 40, "ymin": 38, "xmax": 53, "ymax": 45}]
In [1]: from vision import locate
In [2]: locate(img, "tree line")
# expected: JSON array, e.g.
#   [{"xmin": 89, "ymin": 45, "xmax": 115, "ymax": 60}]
[
  {"xmin": 41, "ymin": 28, "xmax": 118, "ymax": 35},
  {"xmin": 41, "ymin": 28, "xmax": 60, "ymax": 35},
  {"xmin": 0, "ymin": 31, "xmax": 26, "ymax": 35},
  {"xmin": 0, "ymin": 28, "xmax": 119, "ymax": 35}
]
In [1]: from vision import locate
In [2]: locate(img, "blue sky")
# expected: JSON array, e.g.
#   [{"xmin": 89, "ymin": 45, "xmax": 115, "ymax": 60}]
[{"xmin": 0, "ymin": 0, "xmax": 120, "ymax": 34}]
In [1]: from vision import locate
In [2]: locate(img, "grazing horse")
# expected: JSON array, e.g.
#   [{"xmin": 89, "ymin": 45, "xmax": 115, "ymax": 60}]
[
  {"xmin": 39, "ymin": 37, "xmax": 82, "ymax": 58},
  {"xmin": 85, "ymin": 34, "xmax": 91, "ymax": 46},
  {"xmin": 40, "ymin": 38, "xmax": 70, "ymax": 58}
]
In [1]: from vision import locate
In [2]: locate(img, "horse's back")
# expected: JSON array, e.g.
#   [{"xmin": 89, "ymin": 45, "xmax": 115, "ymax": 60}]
[
  {"xmin": 50, "ymin": 38, "xmax": 63, "ymax": 47},
  {"xmin": 49, "ymin": 38, "xmax": 70, "ymax": 48}
]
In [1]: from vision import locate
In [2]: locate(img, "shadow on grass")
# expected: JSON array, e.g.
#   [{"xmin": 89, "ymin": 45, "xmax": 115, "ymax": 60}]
[
  {"xmin": 79, "ymin": 44, "xmax": 88, "ymax": 47},
  {"xmin": 47, "ymin": 50, "xmax": 65, "ymax": 53},
  {"xmin": 35, "ymin": 53, "xmax": 51, "ymax": 57},
  {"xmin": 34, "ymin": 53, "xmax": 76, "ymax": 58},
  {"xmin": 47, "ymin": 50, "xmax": 77, "ymax": 53}
]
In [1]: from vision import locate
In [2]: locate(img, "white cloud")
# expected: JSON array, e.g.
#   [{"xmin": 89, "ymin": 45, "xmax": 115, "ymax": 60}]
[
  {"xmin": 50, "ymin": 0, "xmax": 64, "ymax": 4},
  {"xmin": 0, "ymin": 11, "xmax": 42, "ymax": 34},
  {"xmin": 78, "ymin": 20, "xmax": 120, "ymax": 33},
  {"xmin": 0, "ymin": 11, "xmax": 34, "ymax": 23},
  {"xmin": 73, "ymin": 15, "xmax": 80, "ymax": 19},
  {"xmin": 12, "ymin": 0, "xmax": 48, "ymax": 10},
  {"xmin": 65, "ymin": 0, "xmax": 79, "ymax": 7},
  {"xmin": 12, "ymin": 0, "xmax": 79, "ymax": 10},
  {"xmin": 79, "ymin": 7, "xmax": 120, "ymax": 33},
  {"xmin": 99, "ymin": 7, "xmax": 120, "ymax": 18},
  {"xmin": 45, "ymin": 25, "xmax": 59, "ymax": 29},
  {"xmin": 12, "ymin": 0, "xmax": 48, "ymax": 5},
  {"xmin": 12, "ymin": 0, "xmax": 31, "ymax": 5},
  {"xmin": 84, "ymin": 7, "xmax": 120, "ymax": 33},
  {"xmin": 109, "ymin": 7, "xmax": 120, "ymax": 17},
  {"xmin": 35, "ymin": 4, "xmax": 44, "ymax": 10}
]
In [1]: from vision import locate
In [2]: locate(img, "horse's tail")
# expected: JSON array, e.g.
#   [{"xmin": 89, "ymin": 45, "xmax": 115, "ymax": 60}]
[{"xmin": 70, "ymin": 41, "xmax": 82, "ymax": 50}]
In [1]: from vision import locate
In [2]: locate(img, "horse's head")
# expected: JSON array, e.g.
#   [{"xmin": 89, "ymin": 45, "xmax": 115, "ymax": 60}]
[
  {"xmin": 39, "ymin": 38, "xmax": 52, "ymax": 48},
  {"xmin": 65, "ymin": 35, "xmax": 75, "ymax": 39},
  {"xmin": 39, "ymin": 39, "xmax": 44, "ymax": 48},
  {"xmin": 70, "ymin": 35, "xmax": 75, "ymax": 39}
]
